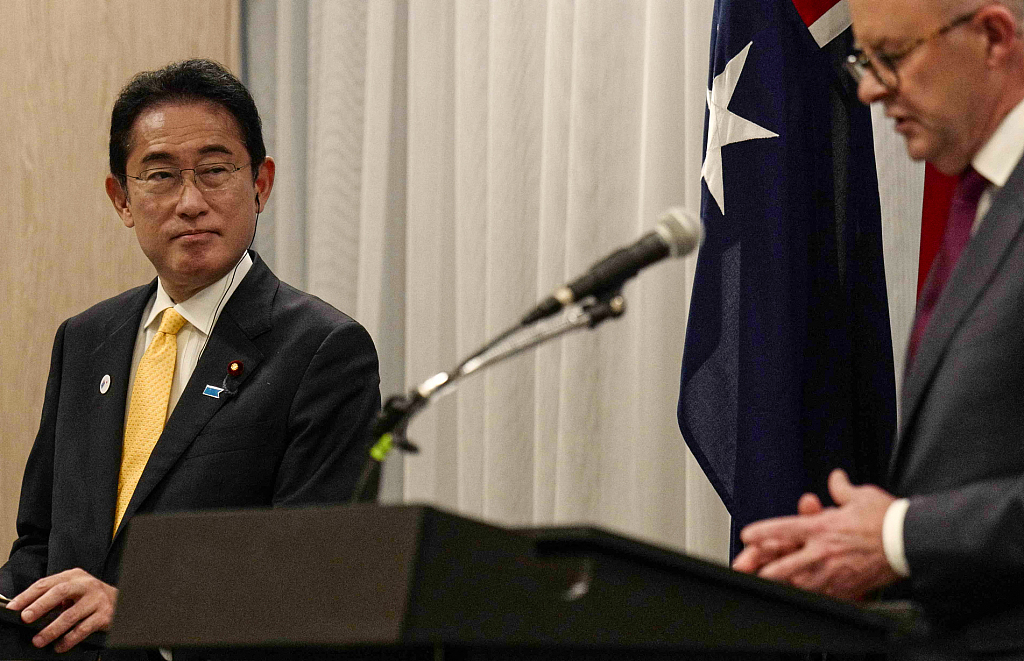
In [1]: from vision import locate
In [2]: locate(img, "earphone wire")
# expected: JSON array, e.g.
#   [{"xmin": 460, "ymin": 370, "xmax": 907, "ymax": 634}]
[{"xmin": 195, "ymin": 190, "xmax": 261, "ymax": 365}]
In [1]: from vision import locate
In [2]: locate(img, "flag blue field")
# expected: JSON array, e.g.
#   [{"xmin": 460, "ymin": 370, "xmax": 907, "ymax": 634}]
[{"xmin": 678, "ymin": 0, "xmax": 897, "ymax": 556}]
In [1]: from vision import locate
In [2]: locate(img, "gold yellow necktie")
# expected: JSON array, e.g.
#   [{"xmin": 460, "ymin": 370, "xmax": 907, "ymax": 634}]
[{"xmin": 114, "ymin": 308, "xmax": 187, "ymax": 533}]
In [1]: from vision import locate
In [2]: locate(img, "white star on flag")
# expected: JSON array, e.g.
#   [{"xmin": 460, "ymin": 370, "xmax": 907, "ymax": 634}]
[{"xmin": 702, "ymin": 42, "xmax": 779, "ymax": 215}]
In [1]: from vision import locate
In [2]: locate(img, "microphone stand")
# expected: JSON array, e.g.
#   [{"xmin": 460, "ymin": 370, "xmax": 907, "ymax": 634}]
[{"xmin": 349, "ymin": 289, "xmax": 627, "ymax": 503}]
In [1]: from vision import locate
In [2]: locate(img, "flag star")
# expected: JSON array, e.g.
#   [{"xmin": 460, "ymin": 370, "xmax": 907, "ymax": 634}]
[{"xmin": 702, "ymin": 42, "xmax": 779, "ymax": 215}]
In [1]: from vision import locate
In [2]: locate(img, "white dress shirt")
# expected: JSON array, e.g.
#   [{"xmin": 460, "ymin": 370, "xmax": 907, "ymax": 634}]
[
  {"xmin": 882, "ymin": 97, "xmax": 1024, "ymax": 577},
  {"xmin": 125, "ymin": 253, "xmax": 253, "ymax": 426}
]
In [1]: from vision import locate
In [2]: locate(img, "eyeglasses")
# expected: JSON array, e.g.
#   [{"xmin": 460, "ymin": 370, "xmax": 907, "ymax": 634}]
[
  {"xmin": 845, "ymin": 6, "xmax": 984, "ymax": 91},
  {"xmin": 125, "ymin": 162, "xmax": 250, "ymax": 196}
]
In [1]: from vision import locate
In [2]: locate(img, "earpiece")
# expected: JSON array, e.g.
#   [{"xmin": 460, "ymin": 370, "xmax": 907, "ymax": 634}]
[{"xmin": 248, "ymin": 190, "xmax": 260, "ymax": 252}]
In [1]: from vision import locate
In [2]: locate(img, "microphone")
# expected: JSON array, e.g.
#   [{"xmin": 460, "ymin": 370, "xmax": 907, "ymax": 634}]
[{"xmin": 521, "ymin": 207, "xmax": 703, "ymax": 325}]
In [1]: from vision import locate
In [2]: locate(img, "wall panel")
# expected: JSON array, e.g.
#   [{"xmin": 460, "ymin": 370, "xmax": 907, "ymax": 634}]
[{"xmin": 0, "ymin": 0, "xmax": 240, "ymax": 553}]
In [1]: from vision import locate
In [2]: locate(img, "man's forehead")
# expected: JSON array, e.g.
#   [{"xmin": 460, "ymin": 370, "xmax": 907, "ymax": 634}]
[
  {"xmin": 850, "ymin": 0, "xmax": 958, "ymax": 45},
  {"xmin": 127, "ymin": 101, "xmax": 246, "ymax": 162}
]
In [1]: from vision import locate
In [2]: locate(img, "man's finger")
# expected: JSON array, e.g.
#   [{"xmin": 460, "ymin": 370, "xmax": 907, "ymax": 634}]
[
  {"xmin": 828, "ymin": 468, "xmax": 855, "ymax": 506},
  {"xmin": 7, "ymin": 577, "xmax": 58, "ymax": 615},
  {"xmin": 797, "ymin": 492, "xmax": 824, "ymax": 515},
  {"xmin": 32, "ymin": 596, "xmax": 88, "ymax": 648},
  {"xmin": 10, "ymin": 568, "xmax": 83, "ymax": 617},
  {"xmin": 740, "ymin": 514, "xmax": 815, "ymax": 545},
  {"xmin": 732, "ymin": 544, "xmax": 767, "ymax": 573},
  {"xmin": 54, "ymin": 611, "xmax": 107, "ymax": 654},
  {"xmin": 21, "ymin": 584, "xmax": 75, "ymax": 624},
  {"xmin": 734, "ymin": 538, "xmax": 803, "ymax": 574},
  {"xmin": 744, "ymin": 538, "xmax": 803, "ymax": 563},
  {"xmin": 758, "ymin": 540, "xmax": 828, "ymax": 583}
]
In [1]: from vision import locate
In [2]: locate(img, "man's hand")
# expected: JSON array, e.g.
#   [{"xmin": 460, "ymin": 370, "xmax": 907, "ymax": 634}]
[
  {"xmin": 4, "ymin": 568, "xmax": 118, "ymax": 652},
  {"xmin": 732, "ymin": 468, "xmax": 901, "ymax": 600}
]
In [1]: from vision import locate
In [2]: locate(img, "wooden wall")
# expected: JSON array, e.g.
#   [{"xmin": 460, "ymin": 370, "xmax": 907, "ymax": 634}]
[{"xmin": 0, "ymin": 1, "xmax": 240, "ymax": 555}]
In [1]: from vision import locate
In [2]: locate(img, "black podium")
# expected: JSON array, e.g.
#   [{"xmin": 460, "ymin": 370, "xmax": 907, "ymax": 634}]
[{"xmin": 100, "ymin": 504, "xmax": 928, "ymax": 659}]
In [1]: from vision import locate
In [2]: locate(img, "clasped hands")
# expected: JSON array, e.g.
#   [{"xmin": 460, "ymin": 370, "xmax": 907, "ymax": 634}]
[
  {"xmin": 4, "ymin": 568, "xmax": 118, "ymax": 653},
  {"xmin": 732, "ymin": 468, "xmax": 901, "ymax": 600}
]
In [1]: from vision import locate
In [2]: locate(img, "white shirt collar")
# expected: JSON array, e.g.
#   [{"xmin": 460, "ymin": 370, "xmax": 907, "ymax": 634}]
[
  {"xmin": 143, "ymin": 252, "xmax": 254, "ymax": 335},
  {"xmin": 972, "ymin": 97, "xmax": 1024, "ymax": 187}
]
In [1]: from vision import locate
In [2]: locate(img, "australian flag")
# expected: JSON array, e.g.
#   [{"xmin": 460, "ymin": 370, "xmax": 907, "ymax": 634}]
[{"xmin": 678, "ymin": 0, "xmax": 897, "ymax": 556}]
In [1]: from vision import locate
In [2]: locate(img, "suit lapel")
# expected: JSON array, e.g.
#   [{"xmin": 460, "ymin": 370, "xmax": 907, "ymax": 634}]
[
  {"xmin": 892, "ymin": 163, "xmax": 1024, "ymax": 474},
  {"xmin": 111, "ymin": 256, "xmax": 276, "ymax": 543},
  {"xmin": 80, "ymin": 283, "xmax": 155, "ymax": 544}
]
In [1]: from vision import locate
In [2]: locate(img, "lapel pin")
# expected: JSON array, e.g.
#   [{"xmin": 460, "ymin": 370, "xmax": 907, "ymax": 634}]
[
  {"xmin": 203, "ymin": 385, "xmax": 225, "ymax": 399},
  {"xmin": 205, "ymin": 360, "xmax": 245, "ymax": 400},
  {"xmin": 203, "ymin": 360, "xmax": 245, "ymax": 400},
  {"xmin": 99, "ymin": 374, "xmax": 111, "ymax": 394}
]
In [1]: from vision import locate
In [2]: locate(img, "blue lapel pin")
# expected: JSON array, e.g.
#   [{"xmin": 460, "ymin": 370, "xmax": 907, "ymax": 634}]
[{"xmin": 203, "ymin": 385, "xmax": 225, "ymax": 399}]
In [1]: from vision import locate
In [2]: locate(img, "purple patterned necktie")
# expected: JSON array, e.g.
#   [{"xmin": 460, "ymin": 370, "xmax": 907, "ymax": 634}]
[{"xmin": 906, "ymin": 167, "xmax": 989, "ymax": 367}]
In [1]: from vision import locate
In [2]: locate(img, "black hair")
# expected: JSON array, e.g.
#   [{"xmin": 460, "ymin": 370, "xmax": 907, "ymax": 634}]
[{"xmin": 109, "ymin": 58, "xmax": 265, "ymax": 187}]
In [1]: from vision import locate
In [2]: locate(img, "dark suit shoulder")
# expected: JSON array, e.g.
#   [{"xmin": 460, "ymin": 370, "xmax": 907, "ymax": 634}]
[
  {"xmin": 224, "ymin": 257, "xmax": 375, "ymax": 365},
  {"xmin": 224, "ymin": 253, "xmax": 365, "ymax": 342},
  {"xmin": 273, "ymin": 281, "xmax": 360, "ymax": 329},
  {"xmin": 264, "ymin": 282, "xmax": 376, "ymax": 367}
]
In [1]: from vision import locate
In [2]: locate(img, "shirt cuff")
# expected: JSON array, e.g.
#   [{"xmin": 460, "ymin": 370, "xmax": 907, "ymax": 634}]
[{"xmin": 882, "ymin": 498, "xmax": 911, "ymax": 577}]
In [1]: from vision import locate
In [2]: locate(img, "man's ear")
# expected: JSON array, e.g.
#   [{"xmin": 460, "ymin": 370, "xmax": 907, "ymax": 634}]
[
  {"xmin": 105, "ymin": 174, "xmax": 134, "ymax": 228},
  {"xmin": 254, "ymin": 157, "xmax": 275, "ymax": 213},
  {"xmin": 979, "ymin": 3, "xmax": 1019, "ymax": 66}
]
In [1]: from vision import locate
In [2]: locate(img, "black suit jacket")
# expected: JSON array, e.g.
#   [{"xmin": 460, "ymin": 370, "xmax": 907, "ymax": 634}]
[
  {"xmin": 0, "ymin": 253, "xmax": 380, "ymax": 594},
  {"xmin": 888, "ymin": 157, "xmax": 1024, "ymax": 649}
]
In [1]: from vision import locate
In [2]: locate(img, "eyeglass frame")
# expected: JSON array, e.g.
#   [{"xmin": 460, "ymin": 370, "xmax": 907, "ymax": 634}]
[
  {"xmin": 844, "ymin": 5, "xmax": 987, "ymax": 91},
  {"xmin": 123, "ymin": 162, "xmax": 252, "ymax": 196}
]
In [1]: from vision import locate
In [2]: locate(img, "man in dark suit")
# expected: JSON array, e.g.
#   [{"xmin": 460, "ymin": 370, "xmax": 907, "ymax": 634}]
[
  {"xmin": 0, "ymin": 59, "xmax": 380, "ymax": 653},
  {"xmin": 732, "ymin": 0, "xmax": 1024, "ymax": 645}
]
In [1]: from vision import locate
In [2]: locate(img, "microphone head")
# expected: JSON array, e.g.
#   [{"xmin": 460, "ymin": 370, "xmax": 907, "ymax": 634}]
[{"xmin": 654, "ymin": 207, "xmax": 703, "ymax": 258}]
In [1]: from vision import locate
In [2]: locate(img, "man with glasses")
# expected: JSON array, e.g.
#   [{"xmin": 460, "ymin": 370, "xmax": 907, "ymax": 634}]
[
  {"xmin": 734, "ymin": 0, "xmax": 1024, "ymax": 646},
  {"xmin": 0, "ymin": 59, "xmax": 380, "ymax": 654}
]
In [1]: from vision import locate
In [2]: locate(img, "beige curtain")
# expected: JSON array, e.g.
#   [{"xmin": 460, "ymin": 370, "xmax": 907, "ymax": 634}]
[{"xmin": 242, "ymin": 0, "xmax": 923, "ymax": 563}]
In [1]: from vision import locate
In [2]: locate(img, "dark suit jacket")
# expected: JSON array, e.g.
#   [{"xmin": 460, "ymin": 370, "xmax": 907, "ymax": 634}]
[
  {"xmin": 890, "ymin": 157, "xmax": 1024, "ymax": 649},
  {"xmin": 0, "ymin": 252, "xmax": 380, "ymax": 595}
]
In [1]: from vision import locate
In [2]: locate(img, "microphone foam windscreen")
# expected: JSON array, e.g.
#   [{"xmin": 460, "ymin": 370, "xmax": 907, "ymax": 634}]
[{"xmin": 656, "ymin": 207, "xmax": 704, "ymax": 257}]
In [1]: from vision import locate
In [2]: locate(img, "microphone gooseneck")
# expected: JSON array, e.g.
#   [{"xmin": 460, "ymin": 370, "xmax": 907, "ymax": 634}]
[{"xmin": 352, "ymin": 206, "xmax": 702, "ymax": 504}]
